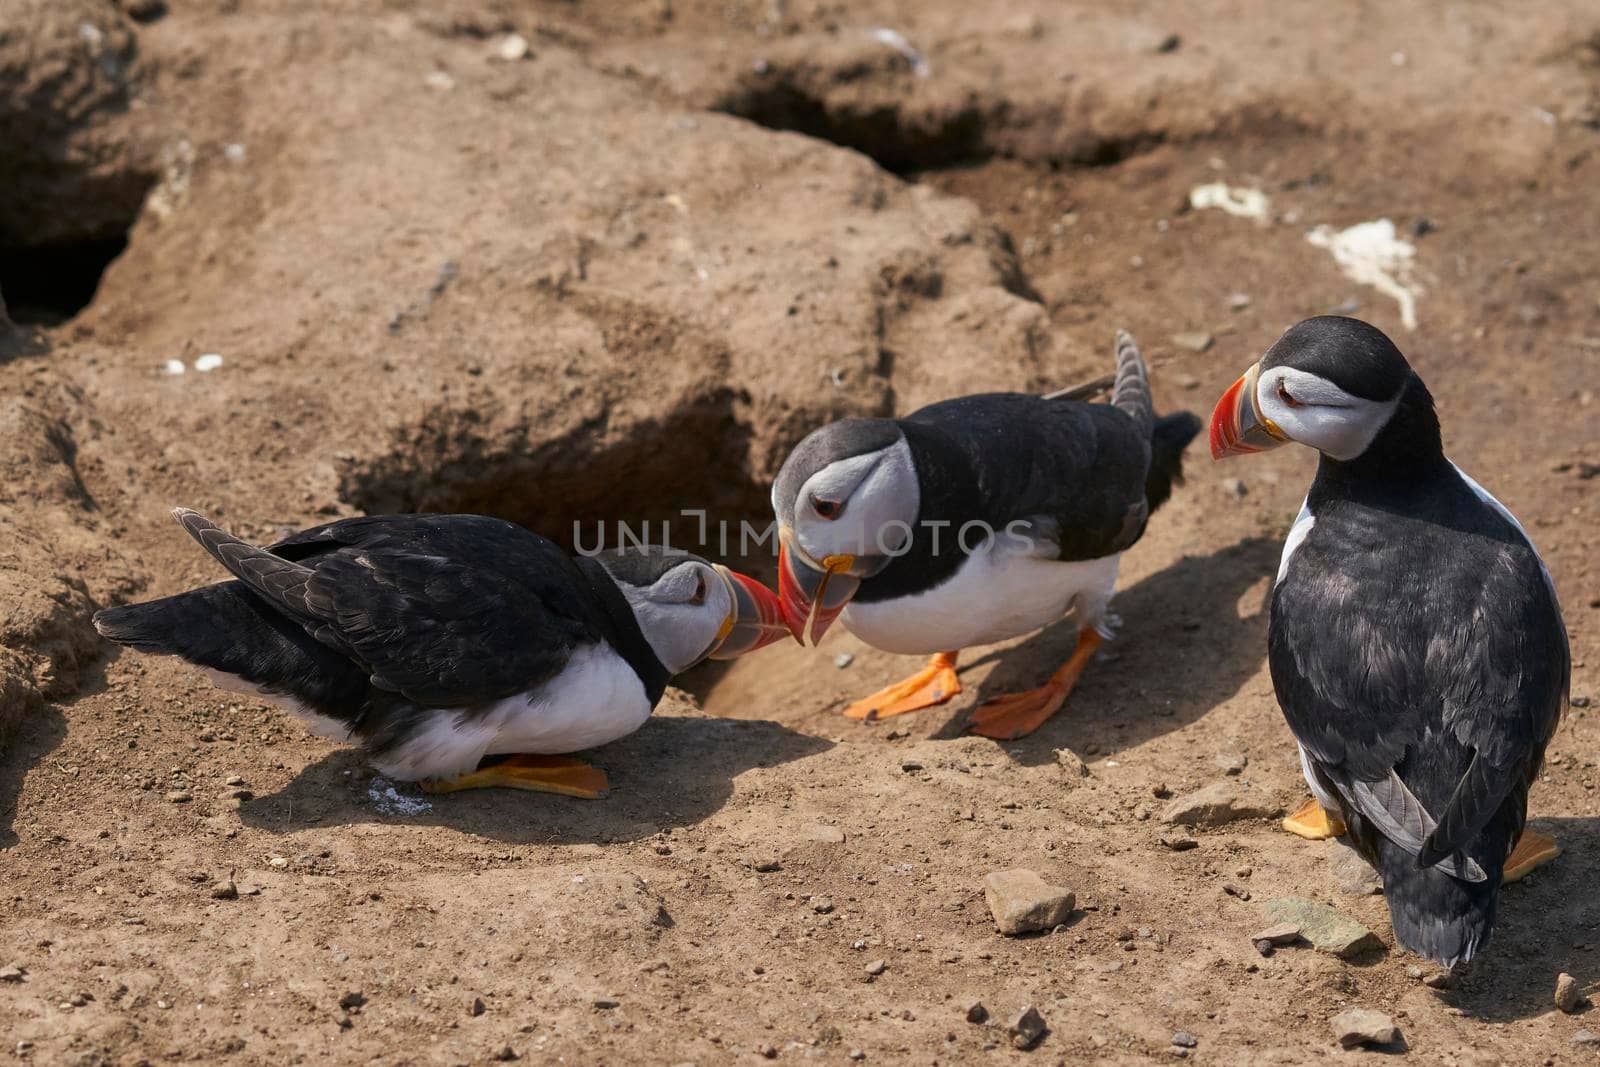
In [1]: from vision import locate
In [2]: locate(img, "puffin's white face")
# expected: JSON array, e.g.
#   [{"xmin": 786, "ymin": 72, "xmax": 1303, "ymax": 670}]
[
  {"xmin": 1253, "ymin": 366, "xmax": 1400, "ymax": 461},
  {"xmin": 786, "ymin": 438, "xmax": 920, "ymax": 564},
  {"xmin": 616, "ymin": 558, "xmax": 786, "ymax": 673}
]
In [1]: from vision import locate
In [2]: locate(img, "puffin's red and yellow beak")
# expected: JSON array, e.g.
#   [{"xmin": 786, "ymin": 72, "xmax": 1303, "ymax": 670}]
[
  {"xmin": 777, "ymin": 536, "xmax": 861, "ymax": 646},
  {"xmin": 707, "ymin": 566, "xmax": 788, "ymax": 660},
  {"xmin": 1210, "ymin": 362, "xmax": 1289, "ymax": 460}
]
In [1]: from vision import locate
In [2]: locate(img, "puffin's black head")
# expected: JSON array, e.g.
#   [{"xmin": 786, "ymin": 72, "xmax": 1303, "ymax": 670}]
[
  {"xmin": 1210, "ymin": 316, "xmax": 1418, "ymax": 462},
  {"xmin": 592, "ymin": 547, "xmax": 786, "ymax": 673},
  {"xmin": 770, "ymin": 418, "xmax": 920, "ymax": 645}
]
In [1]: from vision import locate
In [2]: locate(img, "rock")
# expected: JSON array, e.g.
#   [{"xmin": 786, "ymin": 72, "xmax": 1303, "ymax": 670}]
[
  {"xmin": 210, "ymin": 880, "xmax": 238, "ymax": 900},
  {"xmin": 338, "ymin": 991, "xmax": 366, "ymax": 1010},
  {"xmin": 964, "ymin": 1001, "xmax": 988, "ymax": 1024},
  {"xmin": 494, "ymin": 1047, "xmax": 519, "ymax": 1062},
  {"xmin": 1158, "ymin": 834, "xmax": 1198, "ymax": 852},
  {"xmin": 1009, "ymin": 1005, "xmax": 1047, "ymax": 1050},
  {"xmin": 1215, "ymin": 751, "xmax": 1248, "ymax": 774},
  {"xmin": 1557, "ymin": 972, "xmax": 1584, "ymax": 1013},
  {"xmin": 268, "ymin": 856, "xmax": 289, "ymax": 869},
  {"xmin": 750, "ymin": 855, "xmax": 782, "ymax": 873},
  {"xmin": 1249, "ymin": 923, "xmax": 1301, "ymax": 947},
  {"xmin": 1329, "ymin": 1008, "xmax": 1398, "ymax": 1048},
  {"xmin": 899, "ymin": 759, "xmax": 924, "ymax": 773},
  {"xmin": 1326, "ymin": 841, "xmax": 1383, "ymax": 895},
  {"xmin": 804, "ymin": 825, "xmax": 846, "ymax": 844},
  {"xmin": 166, "ymin": 790, "xmax": 192, "ymax": 803},
  {"xmin": 1170, "ymin": 331, "xmax": 1214, "ymax": 352},
  {"xmin": 1218, "ymin": 478, "xmax": 1248, "ymax": 501},
  {"xmin": 811, "ymin": 898, "xmax": 834, "ymax": 914},
  {"xmin": 1264, "ymin": 899, "xmax": 1382, "ymax": 959},
  {"xmin": 1227, "ymin": 292, "xmax": 1252, "ymax": 310},
  {"xmin": 864, "ymin": 959, "xmax": 887, "ymax": 976},
  {"xmin": 0, "ymin": 964, "xmax": 24, "ymax": 982},
  {"xmin": 983, "ymin": 868, "xmax": 1076, "ymax": 936},
  {"xmin": 1574, "ymin": 1028, "xmax": 1600, "ymax": 1046},
  {"xmin": 833, "ymin": 652, "xmax": 854, "ymax": 668},
  {"xmin": 1171, "ymin": 1031, "xmax": 1197, "ymax": 1048},
  {"xmin": 1054, "ymin": 748, "xmax": 1090, "ymax": 781},
  {"xmin": 470, "ymin": 996, "xmax": 486, "ymax": 1017},
  {"xmin": 592, "ymin": 997, "xmax": 620, "ymax": 1009},
  {"xmin": 1159, "ymin": 783, "xmax": 1276, "ymax": 828}
]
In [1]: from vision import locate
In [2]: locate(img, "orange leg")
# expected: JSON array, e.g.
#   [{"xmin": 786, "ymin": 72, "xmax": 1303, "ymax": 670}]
[
  {"xmin": 842, "ymin": 652, "xmax": 962, "ymax": 721},
  {"xmin": 419, "ymin": 754, "xmax": 610, "ymax": 799},
  {"xmin": 967, "ymin": 629, "xmax": 1103, "ymax": 741}
]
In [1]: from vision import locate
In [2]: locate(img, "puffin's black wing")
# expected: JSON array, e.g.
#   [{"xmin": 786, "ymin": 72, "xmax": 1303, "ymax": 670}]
[
  {"xmin": 1269, "ymin": 487, "xmax": 1567, "ymax": 878},
  {"xmin": 178, "ymin": 510, "xmax": 608, "ymax": 707}
]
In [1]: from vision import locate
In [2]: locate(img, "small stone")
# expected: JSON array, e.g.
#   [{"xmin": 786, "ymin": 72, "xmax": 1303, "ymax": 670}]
[
  {"xmin": 812, "ymin": 898, "xmax": 834, "ymax": 914},
  {"xmin": 1253, "ymin": 940, "xmax": 1273, "ymax": 956},
  {"xmin": 899, "ymin": 759, "xmax": 924, "ymax": 773},
  {"xmin": 1171, "ymin": 1031, "xmax": 1197, "ymax": 1048},
  {"xmin": 1330, "ymin": 1008, "xmax": 1398, "ymax": 1048},
  {"xmin": 1054, "ymin": 748, "xmax": 1090, "ymax": 781},
  {"xmin": 1405, "ymin": 965, "xmax": 1423, "ymax": 979},
  {"xmin": 1249, "ymin": 923, "xmax": 1301, "ymax": 947},
  {"xmin": 1556, "ymin": 972, "xmax": 1584, "ymax": 1013},
  {"xmin": 805, "ymin": 825, "xmax": 846, "ymax": 844},
  {"xmin": 864, "ymin": 959, "xmax": 887, "ymax": 976},
  {"xmin": 1009, "ymin": 1005, "xmax": 1047, "ymax": 1050},
  {"xmin": 339, "ymin": 991, "xmax": 366, "ymax": 1010},
  {"xmin": 1215, "ymin": 751, "xmax": 1247, "ymax": 774},
  {"xmin": 166, "ymin": 790, "xmax": 192, "ymax": 804},
  {"xmin": 848, "ymin": 1050, "xmax": 866, "ymax": 1061},
  {"xmin": 470, "ymin": 996, "xmax": 486, "ymax": 1017},
  {"xmin": 759, "ymin": 1044, "xmax": 777, "ymax": 1059},
  {"xmin": 1327, "ymin": 842, "xmax": 1382, "ymax": 895},
  {"xmin": 1170, "ymin": 331, "xmax": 1213, "ymax": 353},
  {"xmin": 1155, "ymin": 32, "xmax": 1181, "ymax": 53},
  {"xmin": 1219, "ymin": 478, "xmax": 1248, "ymax": 500},
  {"xmin": 1151, "ymin": 782, "xmax": 1171, "ymax": 798},
  {"xmin": 1265, "ymin": 898, "xmax": 1381, "ymax": 959},
  {"xmin": 1574, "ymin": 1028, "xmax": 1600, "ymax": 1046},
  {"xmin": 751, "ymin": 856, "xmax": 782, "ymax": 873},
  {"xmin": 964, "ymin": 1001, "xmax": 988, "ymax": 1024},
  {"xmin": 268, "ymin": 855, "xmax": 289, "ymax": 869},
  {"xmin": 493, "ymin": 33, "xmax": 529, "ymax": 61},
  {"xmin": 983, "ymin": 868, "xmax": 1076, "ymax": 936},
  {"xmin": 0, "ymin": 965, "xmax": 25, "ymax": 982},
  {"xmin": 1222, "ymin": 883, "xmax": 1251, "ymax": 901},
  {"xmin": 1158, "ymin": 834, "xmax": 1198, "ymax": 852},
  {"xmin": 224, "ymin": 775, "xmax": 245, "ymax": 786},
  {"xmin": 1160, "ymin": 783, "xmax": 1276, "ymax": 828},
  {"xmin": 494, "ymin": 1047, "xmax": 519, "ymax": 1062},
  {"xmin": 210, "ymin": 881, "xmax": 238, "ymax": 900},
  {"xmin": 834, "ymin": 652, "xmax": 854, "ymax": 669},
  {"xmin": 1226, "ymin": 292, "xmax": 1251, "ymax": 310},
  {"xmin": 1573, "ymin": 695, "xmax": 1592, "ymax": 709},
  {"xmin": 592, "ymin": 997, "xmax": 620, "ymax": 1009},
  {"xmin": 1422, "ymin": 971, "xmax": 1453, "ymax": 990}
]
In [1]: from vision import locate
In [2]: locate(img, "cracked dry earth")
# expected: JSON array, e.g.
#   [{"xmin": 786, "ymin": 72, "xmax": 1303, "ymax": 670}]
[{"xmin": 2, "ymin": 1, "xmax": 1600, "ymax": 1065}]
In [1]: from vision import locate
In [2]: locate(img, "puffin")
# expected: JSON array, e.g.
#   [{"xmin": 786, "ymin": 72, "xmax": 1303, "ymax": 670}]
[
  {"xmin": 770, "ymin": 330, "xmax": 1201, "ymax": 738},
  {"xmin": 93, "ymin": 509, "xmax": 787, "ymax": 798},
  {"xmin": 1211, "ymin": 315, "xmax": 1568, "ymax": 966}
]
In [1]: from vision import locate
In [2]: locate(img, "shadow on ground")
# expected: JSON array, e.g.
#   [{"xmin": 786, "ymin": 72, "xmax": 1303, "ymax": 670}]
[
  {"xmin": 940, "ymin": 536, "xmax": 1280, "ymax": 763},
  {"xmin": 0, "ymin": 659, "xmax": 110, "ymax": 848},
  {"xmin": 239, "ymin": 713, "xmax": 832, "ymax": 844}
]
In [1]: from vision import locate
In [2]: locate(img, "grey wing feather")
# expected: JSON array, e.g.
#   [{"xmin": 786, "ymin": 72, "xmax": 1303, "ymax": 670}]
[
  {"xmin": 1109, "ymin": 329, "xmax": 1153, "ymax": 441},
  {"xmin": 1342, "ymin": 769, "xmax": 1487, "ymax": 882},
  {"xmin": 174, "ymin": 508, "xmax": 322, "ymax": 617}
]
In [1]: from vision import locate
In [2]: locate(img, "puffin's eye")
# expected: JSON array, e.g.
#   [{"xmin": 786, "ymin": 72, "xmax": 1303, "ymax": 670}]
[
  {"xmin": 1276, "ymin": 381, "xmax": 1303, "ymax": 408},
  {"xmin": 811, "ymin": 495, "xmax": 842, "ymax": 520},
  {"xmin": 689, "ymin": 572, "xmax": 708, "ymax": 604}
]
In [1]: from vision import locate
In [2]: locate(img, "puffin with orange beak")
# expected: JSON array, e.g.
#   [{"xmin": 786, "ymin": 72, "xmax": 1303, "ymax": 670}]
[
  {"xmin": 772, "ymin": 330, "xmax": 1200, "ymax": 738},
  {"xmin": 94, "ymin": 510, "xmax": 787, "ymax": 798},
  {"xmin": 1213, "ymin": 315, "xmax": 1567, "ymax": 966}
]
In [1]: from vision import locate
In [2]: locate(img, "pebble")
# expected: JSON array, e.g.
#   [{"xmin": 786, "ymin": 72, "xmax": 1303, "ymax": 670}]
[
  {"xmin": 1330, "ymin": 1007, "xmax": 1398, "ymax": 1049},
  {"xmin": 1054, "ymin": 748, "xmax": 1090, "ymax": 780},
  {"xmin": 1556, "ymin": 972, "xmax": 1584, "ymax": 1013},
  {"xmin": 0, "ymin": 965, "xmax": 25, "ymax": 982},
  {"xmin": 812, "ymin": 898, "xmax": 834, "ymax": 914},
  {"xmin": 759, "ymin": 1043, "xmax": 777, "ymax": 1059},
  {"xmin": 166, "ymin": 790, "xmax": 192, "ymax": 804},
  {"xmin": 1264, "ymin": 898, "xmax": 1381, "ymax": 958},
  {"xmin": 494, "ymin": 1047, "xmax": 519, "ymax": 1062},
  {"xmin": 1009, "ymin": 1005, "xmax": 1047, "ymax": 1050},
  {"xmin": 593, "ymin": 997, "xmax": 620, "ymax": 1009},
  {"xmin": 1215, "ymin": 751, "xmax": 1247, "ymax": 774},
  {"xmin": 983, "ymin": 868, "xmax": 1076, "ymax": 936},
  {"xmin": 805, "ymin": 825, "xmax": 846, "ymax": 844},
  {"xmin": 899, "ymin": 759, "xmax": 924, "ymax": 773},
  {"xmin": 470, "ymin": 996, "xmax": 486, "ymax": 1017},
  {"xmin": 1160, "ymin": 783, "xmax": 1275, "ymax": 827},
  {"xmin": 1172, "ymin": 1031, "xmax": 1198, "ymax": 1048},
  {"xmin": 864, "ymin": 960, "xmax": 887, "ymax": 977},
  {"xmin": 1405, "ymin": 965, "xmax": 1423, "ymax": 979},
  {"xmin": 1158, "ymin": 834, "xmax": 1198, "ymax": 852},
  {"xmin": 1423, "ymin": 971, "xmax": 1454, "ymax": 990},
  {"xmin": 1226, "ymin": 292, "xmax": 1251, "ymax": 310},
  {"xmin": 1170, "ymin": 331, "xmax": 1214, "ymax": 353},
  {"xmin": 964, "ymin": 1001, "xmax": 988, "ymax": 1024},
  {"xmin": 1574, "ymin": 1028, "xmax": 1600, "ymax": 1046},
  {"xmin": 339, "ymin": 991, "xmax": 366, "ymax": 1011},
  {"xmin": 834, "ymin": 652, "xmax": 854, "ymax": 669},
  {"xmin": 493, "ymin": 33, "xmax": 529, "ymax": 61},
  {"xmin": 848, "ymin": 1050, "xmax": 865, "ymax": 1061},
  {"xmin": 210, "ymin": 880, "xmax": 239, "ymax": 900},
  {"xmin": 1219, "ymin": 478, "xmax": 1248, "ymax": 499},
  {"xmin": 224, "ymin": 775, "xmax": 245, "ymax": 786}
]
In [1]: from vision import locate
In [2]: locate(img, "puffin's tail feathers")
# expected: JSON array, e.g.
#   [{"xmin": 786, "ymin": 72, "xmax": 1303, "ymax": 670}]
[
  {"xmin": 1109, "ymin": 329, "xmax": 1154, "ymax": 440},
  {"xmin": 1377, "ymin": 840, "xmax": 1498, "ymax": 968},
  {"xmin": 172, "ymin": 507, "xmax": 319, "ymax": 619},
  {"xmin": 1145, "ymin": 411, "xmax": 1202, "ymax": 514}
]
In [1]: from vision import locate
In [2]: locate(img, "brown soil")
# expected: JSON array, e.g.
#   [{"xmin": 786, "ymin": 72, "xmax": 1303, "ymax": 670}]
[{"xmin": 3, "ymin": 2, "xmax": 1599, "ymax": 1065}]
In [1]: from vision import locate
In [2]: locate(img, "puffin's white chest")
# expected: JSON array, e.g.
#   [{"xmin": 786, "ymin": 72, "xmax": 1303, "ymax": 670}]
[{"xmin": 841, "ymin": 543, "xmax": 1121, "ymax": 655}]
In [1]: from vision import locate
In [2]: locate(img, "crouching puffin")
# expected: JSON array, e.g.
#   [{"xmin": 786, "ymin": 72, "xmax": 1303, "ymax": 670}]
[
  {"xmin": 1212, "ymin": 316, "xmax": 1568, "ymax": 966},
  {"xmin": 94, "ymin": 509, "xmax": 787, "ymax": 798},
  {"xmin": 771, "ymin": 330, "xmax": 1201, "ymax": 738}
]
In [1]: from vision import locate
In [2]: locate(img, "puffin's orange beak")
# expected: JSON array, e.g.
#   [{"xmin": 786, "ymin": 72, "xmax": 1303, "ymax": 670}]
[
  {"xmin": 777, "ymin": 539, "xmax": 861, "ymax": 646},
  {"xmin": 1210, "ymin": 363, "xmax": 1289, "ymax": 460}
]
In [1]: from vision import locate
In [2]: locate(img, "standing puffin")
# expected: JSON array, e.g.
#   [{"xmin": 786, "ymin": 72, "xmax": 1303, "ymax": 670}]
[
  {"xmin": 1212, "ymin": 316, "xmax": 1568, "ymax": 966},
  {"xmin": 94, "ymin": 509, "xmax": 787, "ymax": 797},
  {"xmin": 771, "ymin": 330, "xmax": 1201, "ymax": 738}
]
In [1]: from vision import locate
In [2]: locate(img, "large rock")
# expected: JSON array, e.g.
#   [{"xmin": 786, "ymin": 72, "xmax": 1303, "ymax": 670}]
[
  {"xmin": 0, "ymin": 0, "xmax": 160, "ymax": 248},
  {"xmin": 1330, "ymin": 1008, "xmax": 1398, "ymax": 1049},
  {"xmin": 1264, "ymin": 898, "xmax": 1383, "ymax": 959},
  {"xmin": 983, "ymin": 868, "xmax": 1075, "ymax": 935},
  {"xmin": 1160, "ymin": 782, "xmax": 1279, "ymax": 828}
]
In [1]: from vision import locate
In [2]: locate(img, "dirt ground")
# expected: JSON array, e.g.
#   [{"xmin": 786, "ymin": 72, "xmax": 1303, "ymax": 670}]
[{"xmin": 3, "ymin": 1, "xmax": 1600, "ymax": 1064}]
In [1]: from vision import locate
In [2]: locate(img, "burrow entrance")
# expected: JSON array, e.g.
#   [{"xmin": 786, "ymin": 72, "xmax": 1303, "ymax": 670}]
[{"xmin": 0, "ymin": 237, "xmax": 131, "ymax": 326}]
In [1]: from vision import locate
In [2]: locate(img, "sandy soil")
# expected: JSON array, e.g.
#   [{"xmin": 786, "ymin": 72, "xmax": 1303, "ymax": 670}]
[{"xmin": 2, "ymin": 2, "xmax": 1599, "ymax": 1064}]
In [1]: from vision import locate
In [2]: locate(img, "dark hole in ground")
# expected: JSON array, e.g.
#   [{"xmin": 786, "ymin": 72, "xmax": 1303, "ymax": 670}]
[{"xmin": 0, "ymin": 237, "xmax": 129, "ymax": 326}]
